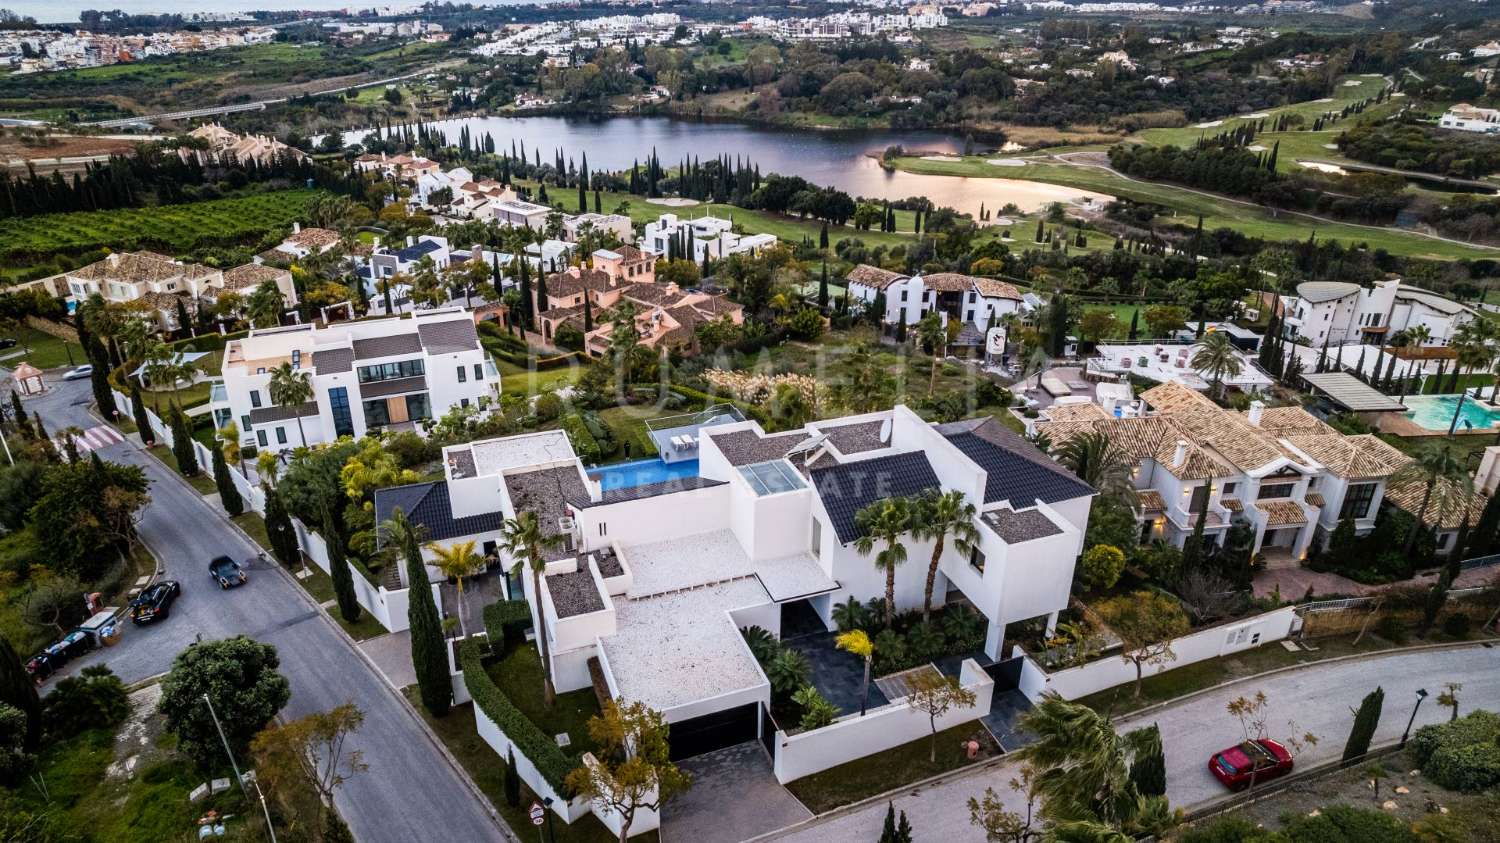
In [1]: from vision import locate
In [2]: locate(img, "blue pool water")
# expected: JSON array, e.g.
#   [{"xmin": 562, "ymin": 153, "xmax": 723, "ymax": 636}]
[
  {"xmin": 1403, "ymin": 394, "xmax": 1500, "ymax": 432},
  {"xmin": 588, "ymin": 458, "xmax": 700, "ymax": 492}
]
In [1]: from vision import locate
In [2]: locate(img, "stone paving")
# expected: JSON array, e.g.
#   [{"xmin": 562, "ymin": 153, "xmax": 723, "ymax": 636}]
[{"xmin": 663, "ymin": 742, "xmax": 810, "ymax": 843}]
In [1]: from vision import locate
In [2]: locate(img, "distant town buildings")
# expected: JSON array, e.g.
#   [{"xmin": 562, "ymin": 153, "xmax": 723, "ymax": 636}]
[
  {"xmin": 182, "ymin": 123, "xmax": 308, "ymax": 167},
  {"xmin": 1, "ymin": 25, "xmax": 276, "ymax": 74},
  {"xmin": 1439, "ymin": 104, "xmax": 1500, "ymax": 135}
]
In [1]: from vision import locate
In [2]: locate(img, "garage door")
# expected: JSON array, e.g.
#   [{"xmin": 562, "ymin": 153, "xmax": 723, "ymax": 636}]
[{"xmin": 669, "ymin": 703, "xmax": 759, "ymax": 761}]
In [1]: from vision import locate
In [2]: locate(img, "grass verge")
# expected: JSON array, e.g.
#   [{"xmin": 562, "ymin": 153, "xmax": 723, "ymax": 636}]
[
  {"xmin": 786, "ymin": 722, "xmax": 1001, "ymax": 815},
  {"xmin": 147, "ymin": 444, "xmax": 218, "ymax": 496},
  {"xmin": 1, "ymin": 326, "xmax": 81, "ymax": 369},
  {"xmin": 487, "ymin": 644, "xmax": 602, "ymax": 757}
]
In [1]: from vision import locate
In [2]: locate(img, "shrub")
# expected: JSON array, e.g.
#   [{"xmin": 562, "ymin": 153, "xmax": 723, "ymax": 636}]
[
  {"xmin": 1410, "ymin": 710, "xmax": 1500, "ymax": 792},
  {"xmin": 792, "ymin": 685, "xmax": 838, "ymax": 731},
  {"xmin": 43, "ymin": 665, "xmax": 128, "ymax": 739},
  {"xmin": 1441, "ymin": 612, "xmax": 1471, "ymax": 639},
  {"xmin": 458, "ymin": 641, "xmax": 577, "ymax": 790},
  {"xmin": 559, "ymin": 413, "xmax": 602, "ymax": 463},
  {"xmin": 1279, "ymin": 804, "xmax": 1415, "ymax": 842},
  {"xmin": 1078, "ymin": 544, "xmax": 1126, "ymax": 592},
  {"xmin": 1373, "ymin": 614, "xmax": 1408, "ymax": 645},
  {"xmin": 533, "ymin": 392, "xmax": 563, "ymax": 422},
  {"xmin": 1176, "ymin": 815, "xmax": 1280, "ymax": 843},
  {"xmin": 484, "ymin": 600, "xmax": 533, "ymax": 651}
]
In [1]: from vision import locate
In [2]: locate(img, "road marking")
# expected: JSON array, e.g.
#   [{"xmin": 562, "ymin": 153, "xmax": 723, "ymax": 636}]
[{"xmin": 56, "ymin": 424, "xmax": 124, "ymax": 454}]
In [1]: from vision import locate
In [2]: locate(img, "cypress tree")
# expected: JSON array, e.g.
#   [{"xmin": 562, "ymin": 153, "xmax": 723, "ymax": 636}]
[
  {"xmin": 818, "ymin": 260, "xmax": 829, "ymax": 309},
  {"xmin": 170, "ymin": 405, "xmax": 198, "ymax": 477},
  {"xmin": 819, "ymin": 222, "xmax": 828, "ymax": 250},
  {"xmin": 325, "ymin": 505, "xmax": 362, "ymax": 625},
  {"xmin": 880, "ymin": 803, "xmax": 898, "ymax": 843},
  {"xmin": 1035, "ymin": 219, "xmax": 1044, "ymax": 242},
  {"xmin": 1127, "ymin": 309, "xmax": 1139, "ymax": 341},
  {"xmin": 10, "ymin": 391, "xmax": 26, "ymax": 438},
  {"xmin": 0, "ymin": 636, "xmax": 40, "ymax": 751},
  {"xmin": 1129, "ymin": 723, "xmax": 1166, "ymax": 797},
  {"xmin": 517, "ymin": 256, "xmax": 534, "ymax": 331},
  {"xmin": 534, "ymin": 269, "xmax": 550, "ymax": 316},
  {"xmin": 130, "ymin": 382, "xmax": 153, "ymax": 445},
  {"xmin": 895, "ymin": 312, "xmax": 908, "ymax": 343},
  {"xmin": 504, "ymin": 747, "xmax": 521, "ymax": 806},
  {"xmin": 1341, "ymin": 686, "xmax": 1383, "ymax": 765},
  {"xmin": 403, "ymin": 510, "xmax": 450, "ymax": 716},
  {"xmin": 87, "ymin": 337, "xmax": 116, "ymax": 421},
  {"xmin": 1470, "ymin": 491, "xmax": 1500, "ymax": 557},
  {"xmin": 265, "ymin": 488, "xmax": 300, "ymax": 566},
  {"xmin": 30, "ymin": 410, "xmax": 46, "ymax": 444},
  {"xmin": 213, "ymin": 445, "xmax": 243, "ymax": 516},
  {"xmin": 583, "ymin": 292, "xmax": 593, "ymax": 333},
  {"xmin": 1420, "ymin": 571, "xmax": 1451, "ymax": 637}
]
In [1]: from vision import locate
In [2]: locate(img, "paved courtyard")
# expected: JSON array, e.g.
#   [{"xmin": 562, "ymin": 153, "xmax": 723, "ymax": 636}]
[{"xmin": 663, "ymin": 742, "xmax": 811, "ymax": 843}]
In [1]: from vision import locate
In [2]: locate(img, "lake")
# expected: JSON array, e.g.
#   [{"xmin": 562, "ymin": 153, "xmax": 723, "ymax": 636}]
[{"xmin": 335, "ymin": 114, "xmax": 1111, "ymax": 217}]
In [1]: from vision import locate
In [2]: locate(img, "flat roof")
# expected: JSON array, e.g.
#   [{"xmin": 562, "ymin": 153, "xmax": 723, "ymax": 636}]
[
  {"xmin": 1300, "ymin": 372, "xmax": 1408, "ymax": 412},
  {"xmin": 456, "ymin": 431, "xmax": 575, "ymax": 479},
  {"xmin": 622, "ymin": 529, "xmax": 835, "ymax": 601}
]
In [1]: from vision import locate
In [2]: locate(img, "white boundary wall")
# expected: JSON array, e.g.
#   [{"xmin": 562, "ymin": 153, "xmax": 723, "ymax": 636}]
[
  {"xmin": 472, "ymin": 700, "xmax": 594, "ymax": 824},
  {"xmin": 772, "ymin": 659, "xmax": 994, "ymax": 784},
  {"xmin": 1017, "ymin": 605, "xmax": 1299, "ymax": 702}
]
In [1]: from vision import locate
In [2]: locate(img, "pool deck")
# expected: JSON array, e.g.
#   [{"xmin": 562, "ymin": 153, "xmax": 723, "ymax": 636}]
[
  {"xmin": 1378, "ymin": 399, "xmax": 1500, "ymax": 438},
  {"xmin": 588, "ymin": 457, "xmax": 701, "ymax": 492}
]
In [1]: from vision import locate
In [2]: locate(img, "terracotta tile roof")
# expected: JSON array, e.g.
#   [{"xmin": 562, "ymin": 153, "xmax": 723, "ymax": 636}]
[
  {"xmin": 1142, "ymin": 382, "xmax": 1288, "ymax": 472},
  {"xmin": 69, "ymin": 251, "xmax": 201, "ymax": 283},
  {"xmin": 285, "ymin": 227, "xmax": 341, "ymax": 249},
  {"xmin": 846, "ymin": 264, "xmax": 906, "ymax": 290},
  {"xmin": 1044, "ymin": 402, "xmax": 1111, "ymax": 423},
  {"xmin": 692, "ymin": 295, "xmax": 742, "ymax": 317},
  {"xmin": 1256, "ymin": 499, "xmax": 1307, "ymax": 526},
  {"xmin": 221, "ymin": 264, "xmax": 288, "ymax": 291},
  {"xmin": 1383, "ymin": 479, "xmax": 1486, "ymax": 530},
  {"xmin": 920, "ymin": 272, "xmax": 976, "ymax": 293},
  {"xmin": 1305, "ymin": 491, "xmax": 1325, "ymax": 507},
  {"xmin": 612, "ymin": 244, "xmax": 651, "ymax": 262},
  {"xmin": 1283, "ymin": 434, "xmax": 1409, "ymax": 479},
  {"xmin": 1249, "ymin": 406, "xmax": 1336, "ymax": 435},
  {"xmin": 1220, "ymin": 496, "xmax": 1242, "ymax": 512},
  {"xmin": 972, "ymin": 277, "xmax": 1023, "ymax": 300},
  {"xmin": 1137, "ymin": 489, "xmax": 1166, "ymax": 511},
  {"xmin": 138, "ymin": 290, "xmax": 192, "ymax": 310},
  {"xmin": 546, "ymin": 268, "xmax": 614, "ymax": 301}
]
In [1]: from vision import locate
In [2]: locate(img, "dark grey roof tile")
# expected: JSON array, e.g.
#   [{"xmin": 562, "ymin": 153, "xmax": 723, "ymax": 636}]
[
  {"xmin": 360, "ymin": 375, "xmax": 428, "ymax": 398},
  {"xmin": 373, "ymin": 481, "xmax": 503, "ymax": 546},
  {"xmin": 352, "ymin": 333, "xmax": 423, "ymax": 360},
  {"xmin": 810, "ymin": 451, "xmax": 941, "ymax": 544},
  {"xmin": 312, "ymin": 347, "xmax": 354, "ymax": 374},
  {"xmin": 248, "ymin": 402, "xmax": 319, "ymax": 425},
  {"xmin": 417, "ymin": 319, "xmax": 480, "ymax": 354}
]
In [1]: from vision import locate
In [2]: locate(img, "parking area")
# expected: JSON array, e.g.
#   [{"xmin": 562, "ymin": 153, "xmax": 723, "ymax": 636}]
[{"xmin": 661, "ymin": 741, "xmax": 811, "ymax": 843}]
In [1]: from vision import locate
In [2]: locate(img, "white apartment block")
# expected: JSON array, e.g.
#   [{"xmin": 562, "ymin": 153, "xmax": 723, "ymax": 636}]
[
  {"xmin": 642, "ymin": 213, "xmax": 777, "ymax": 262},
  {"xmin": 1283, "ymin": 278, "xmax": 1477, "ymax": 347},
  {"xmin": 1037, "ymin": 382, "xmax": 1411, "ymax": 563},
  {"xmin": 214, "ymin": 308, "xmax": 499, "ymax": 454},
  {"xmin": 1439, "ymin": 104, "xmax": 1500, "ymax": 134},
  {"xmin": 57, "ymin": 251, "xmax": 298, "ymax": 334},
  {"xmin": 846, "ymin": 264, "xmax": 1027, "ymax": 330}
]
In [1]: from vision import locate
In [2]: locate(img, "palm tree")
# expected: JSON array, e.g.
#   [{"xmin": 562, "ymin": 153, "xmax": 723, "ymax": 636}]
[
  {"xmin": 1190, "ymin": 331, "xmax": 1242, "ymax": 400},
  {"xmin": 1054, "ymin": 431, "xmax": 1136, "ymax": 506},
  {"xmin": 267, "ymin": 362, "xmax": 313, "ymax": 448},
  {"xmin": 499, "ymin": 510, "xmax": 564, "ymax": 707},
  {"xmin": 1451, "ymin": 322, "xmax": 1493, "ymax": 398},
  {"xmin": 768, "ymin": 382, "xmax": 813, "ymax": 431},
  {"xmin": 427, "ymin": 540, "xmax": 485, "ymax": 638},
  {"xmin": 852, "ymin": 497, "xmax": 914, "ymax": 629},
  {"xmin": 910, "ymin": 491, "xmax": 978, "ymax": 622},
  {"xmin": 917, "ymin": 312, "xmax": 946, "ymax": 395},
  {"xmin": 1391, "ymin": 442, "xmax": 1472, "ymax": 556},
  {"xmin": 1016, "ymin": 696, "xmax": 1161, "ymax": 828},
  {"xmin": 835, "ymin": 629, "xmax": 875, "ymax": 716}
]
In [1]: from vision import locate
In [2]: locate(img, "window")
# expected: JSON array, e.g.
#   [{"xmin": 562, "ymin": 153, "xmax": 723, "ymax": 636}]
[
  {"xmin": 1189, "ymin": 485, "xmax": 1210, "ymax": 513},
  {"xmin": 241, "ymin": 415, "xmax": 251, "ymax": 431},
  {"xmin": 969, "ymin": 545, "xmax": 986, "ymax": 574},
  {"xmin": 900, "ymin": 290, "xmax": 908, "ymax": 302},
  {"xmin": 1341, "ymin": 483, "xmax": 1377, "ymax": 519},
  {"xmin": 406, "ymin": 392, "xmax": 431, "ymax": 421},
  {"xmin": 810, "ymin": 518, "xmax": 822, "ymax": 555},
  {"xmin": 356, "ymin": 359, "xmax": 425, "ymax": 383},
  {"xmin": 291, "ymin": 349, "xmax": 301, "ymax": 369},
  {"xmin": 1258, "ymin": 483, "xmax": 1294, "ymax": 500},
  {"xmin": 327, "ymin": 387, "xmax": 354, "ymax": 438},
  {"xmin": 461, "ymin": 398, "xmax": 470, "ymax": 408},
  {"xmin": 457, "ymin": 366, "xmax": 467, "ymax": 383},
  {"xmin": 256, "ymin": 430, "xmax": 267, "ymax": 447},
  {"xmin": 474, "ymin": 364, "xmax": 484, "ymax": 381},
  {"xmin": 1437, "ymin": 533, "xmax": 1450, "ymax": 550},
  {"xmin": 250, "ymin": 390, "xmax": 262, "ymax": 409},
  {"xmin": 275, "ymin": 427, "xmax": 287, "ymax": 445},
  {"xmin": 362, "ymin": 399, "xmax": 390, "ymax": 429},
  {"xmin": 1223, "ymin": 482, "xmax": 1237, "ymax": 494}
]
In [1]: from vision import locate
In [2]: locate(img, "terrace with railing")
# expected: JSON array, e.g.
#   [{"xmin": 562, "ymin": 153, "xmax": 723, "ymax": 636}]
[{"xmin": 645, "ymin": 403, "xmax": 746, "ymax": 463}]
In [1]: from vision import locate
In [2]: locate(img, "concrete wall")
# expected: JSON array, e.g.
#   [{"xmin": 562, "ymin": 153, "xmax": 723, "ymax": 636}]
[
  {"xmin": 291, "ymin": 514, "xmax": 436, "ymax": 634},
  {"xmin": 1018, "ymin": 605, "xmax": 1300, "ymax": 702},
  {"xmin": 771, "ymin": 659, "xmax": 994, "ymax": 783},
  {"xmin": 573, "ymin": 483, "xmax": 729, "ymax": 550},
  {"xmin": 472, "ymin": 702, "xmax": 593, "ymax": 824}
]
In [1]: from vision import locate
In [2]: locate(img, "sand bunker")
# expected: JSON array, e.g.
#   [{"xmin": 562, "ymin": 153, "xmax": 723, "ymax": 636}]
[
  {"xmin": 991, "ymin": 217, "xmax": 1015, "ymax": 226},
  {"xmin": 1247, "ymin": 145, "xmax": 1268, "ymax": 152},
  {"xmin": 646, "ymin": 197, "xmax": 700, "ymax": 207},
  {"xmin": 1314, "ymin": 98, "xmax": 1334, "ymax": 103},
  {"xmin": 987, "ymin": 158, "xmax": 1027, "ymax": 167},
  {"xmin": 1299, "ymin": 161, "xmax": 1348, "ymax": 175},
  {"xmin": 921, "ymin": 155, "xmax": 963, "ymax": 162},
  {"xmin": 1241, "ymin": 112, "xmax": 1271, "ymax": 119},
  {"xmin": 1323, "ymin": 143, "xmax": 1339, "ymax": 149},
  {"xmin": 1343, "ymin": 80, "xmax": 1364, "ymax": 87},
  {"xmin": 1194, "ymin": 120, "xmax": 1224, "ymax": 128}
]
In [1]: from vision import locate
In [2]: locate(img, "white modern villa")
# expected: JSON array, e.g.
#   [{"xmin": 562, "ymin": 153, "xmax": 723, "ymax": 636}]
[
  {"xmin": 845, "ymin": 264, "xmax": 1028, "ymax": 331},
  {"xmin": 641, "ymin": 212, "xmax": 778, "ymax": 261},
  {"xmin": 1281, "ymin": 278, "xmax": 1478, "ymax": 348},
  {"xmin": 1036, "ymin": 382, "xmax": 1411, "ymax": 563},
  {"xmin": 213, "ymin": 308, "xmax": 499, "ymax": 453}
]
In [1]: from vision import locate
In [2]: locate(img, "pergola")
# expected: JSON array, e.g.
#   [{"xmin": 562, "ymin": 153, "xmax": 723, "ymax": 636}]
[{"xmin": 11, "ymin": 362, "xmax": 44, "ymax": 396}]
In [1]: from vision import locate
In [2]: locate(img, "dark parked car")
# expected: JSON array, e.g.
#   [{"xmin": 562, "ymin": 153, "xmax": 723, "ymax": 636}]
[
  {"xmin": 1209, "ymin": 739, "xmax": 1293, "ymax": 790},
  {"xmin": 130, "ymin": 580, "xmax": 181, "ymax": 624},
  {"xmin": 0, "ymin": 337, "xmax": 16, "ymax": 350},
  {"xmin": 209, "ymin": 556, "xmax": 247, "ymax": 589}
]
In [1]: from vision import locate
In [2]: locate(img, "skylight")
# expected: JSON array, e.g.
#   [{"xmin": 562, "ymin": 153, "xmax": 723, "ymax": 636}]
[{"xmin": 738, "ymin": 460, "xmax": 806, "ymax": 496}]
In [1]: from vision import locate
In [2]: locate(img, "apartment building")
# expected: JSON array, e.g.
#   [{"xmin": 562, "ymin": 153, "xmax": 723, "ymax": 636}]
[
  {"xmin": 1036, "ymin": 382, "xmax": 1411, "ymax": 562},
  {"xmin": 376, "ymin": 404, "xmax": 1089, "ymax": 771},
  {"xmin": 57, "ymin": 251, "xmax": 298, "ymax": 333},
  {"xmin": 182, "ymin": 123, "xmax": 307, "ymax": 166},
  {"xmin": 1439, "ymin": 104, "xmax": 1500, "ymax": 134},
  {"xmin": 846, "ymin": 264, "xmax": 1027, "ymax": 331},
  {"xmin": 214, "ymin": 308, "xmax": 499, "ymax": 454},
  {"xmin": 1282, "ymin": 278, "xmax": 1478, "ymax": 347},
  {"xmin": 642, "ymin": 213, "xmax": 777, "ymax": 262}
]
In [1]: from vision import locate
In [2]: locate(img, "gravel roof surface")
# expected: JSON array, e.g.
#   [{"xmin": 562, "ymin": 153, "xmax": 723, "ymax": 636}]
[
  {"xmin": 981, "ymin": 508, "xmax": 1063, "ymax": 544},
  {"xmin": 595, "ymin": 547, "xmax": 625, "ymax": 578},
  {"xmin": 503, "ymin": 464, "xmax": 589, "ymax": 561},
  {"xmin": 816, "ymin": 419, "xmax": 888, "ymax": 454},
  {"xmin": 547, "ymin": 568, "xmax": 604, "ymax": 618},
  {"xmin": 468, "ymin": 431, "xmax": 574, "ymax": 478},
  {"xmin": 706, "ymin": 429, "xmax": 807, "ymax": 466}
]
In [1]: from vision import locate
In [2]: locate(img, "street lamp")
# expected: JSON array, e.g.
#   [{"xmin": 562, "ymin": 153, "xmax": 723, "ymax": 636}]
[
  {"xmin": 1400, "ymin": 688, "xmax": 1430, "ymax": 747},
  {"xmin": 541, "ymin": 797, "xmax": 557, "ymax": 843}
]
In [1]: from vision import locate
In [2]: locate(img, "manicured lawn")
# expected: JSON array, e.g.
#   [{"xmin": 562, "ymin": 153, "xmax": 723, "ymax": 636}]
[
  {"xmin": 596, "ymin": 405, "xmax": 677, "ymax": 462},
  {"xmin": 291, "ymin": 560, "xmax": 339, "ymax": 605},
  {"xmin": 498, "ymin": 361, "xmax": 585, "ymax": 396},
  {"xmin": 486, "ymin": 644, "xmax": 602, "ymax": 758},
  {"xmin": 785, "ymin": 722, "xmax": 1001, "ymax": 814},
  {"xmin": 232, "ymin": 510, "xmax": 273, "ymax": 550},
  {"xmin": 147, "ymin": 444, "xmax": 218, "ymax": 496},
  {"xmin": 401, "ymin": 689, "xmax": 648, "ymax": 843},
  {"xmin": 334, "ymin": 607, "xmax": 389, "ymax": 642},
  {"xmin": 1, "ymin": 325, "xmax": 82, "ymax": 370}
]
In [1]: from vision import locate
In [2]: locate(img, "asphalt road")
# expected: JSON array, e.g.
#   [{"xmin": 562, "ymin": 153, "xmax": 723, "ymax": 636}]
[
  {"xmin": 27, "ymin": 377, "xmax": 511, "ymax": 843},
  {"xmin": 768, "ymin": 643, "xmax": 1500, "ymax": 841}
]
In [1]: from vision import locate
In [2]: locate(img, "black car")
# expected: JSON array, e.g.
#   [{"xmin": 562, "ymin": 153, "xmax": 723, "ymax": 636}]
[
  {"xmin": 209, "ymin": 556, "xmax": 248, "ymax": 589},
  {"xmin": 0, "ymin": 337, "xmax": 16, "ymax": 350},
  {"xmin": 130, "ymin": 580, "xmax": 181, "ymax": 624}
]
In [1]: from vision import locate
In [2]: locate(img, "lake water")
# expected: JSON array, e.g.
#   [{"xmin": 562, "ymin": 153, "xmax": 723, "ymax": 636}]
[{"xmin": 336, "ymin": 114, "xmax": 1111, "ymax": 217}]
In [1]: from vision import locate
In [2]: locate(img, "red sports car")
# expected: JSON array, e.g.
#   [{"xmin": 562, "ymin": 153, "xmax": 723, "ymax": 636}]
[{"xmin": 1209, "ymin": 739, "xmax": 1293, "ymax": 790}]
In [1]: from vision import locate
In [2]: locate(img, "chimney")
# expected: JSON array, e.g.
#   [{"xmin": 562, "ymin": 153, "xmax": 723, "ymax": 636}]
[
  {"xmin": 292, "ymin": 222, "xmax": 300, "ymax": 234},
  {"xmin": 1247, "ymin": 400, "xmax": 1265, "ymax": 427},
  {"xmin": 406, "ymin": 236, "xmax": 415, "ymax": 247},
  {"xmin": 1173, "ymin": 440, "xmax": 1189, "ymax": 468}
]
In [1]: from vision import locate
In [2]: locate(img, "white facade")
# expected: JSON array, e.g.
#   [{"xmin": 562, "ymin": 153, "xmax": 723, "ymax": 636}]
[
  {"xmin": 1284, "ymin": 278, "xmax": 1475, "ymax": 347},
  {"xmin": 215, "ymin": 308, "xmax": 498, "ymax": 454},
  {"xmin": 642, "ymin": 213, "xmax": 776, "ymax": 262},
  {"xmin": 1439, "ymin": 104, "xmax": 1500, "ymax": 134}
]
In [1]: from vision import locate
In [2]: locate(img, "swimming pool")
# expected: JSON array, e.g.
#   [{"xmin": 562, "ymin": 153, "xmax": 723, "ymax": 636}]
[
  {"xmin": 1403, "ymin": 394, "xmax": 1500, "ymax": 432},
  {"xmin": 588, "ymin": 458, "xmax": 700, "ymax": 492}
]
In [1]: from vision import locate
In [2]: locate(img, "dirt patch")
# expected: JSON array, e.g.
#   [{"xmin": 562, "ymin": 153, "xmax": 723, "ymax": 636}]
[
  {"xmin": 1, "ymin": 133, "xmax": 139, "ymax": 168},
  {"xmin": 107, "ymin": 683, "xmax": 166, "ymax": 781}
]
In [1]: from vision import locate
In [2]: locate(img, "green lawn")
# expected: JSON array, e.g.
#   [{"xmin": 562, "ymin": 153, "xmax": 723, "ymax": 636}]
[
  {"xmin": 402, "ymin": 689, "xmax": 644, "ymax": 843},
  {"xmin": 785, "ymin": 722, "xmax": 1001, "ymax": 815},
  {"xmin": 498, "ymin": 360, "xmax": 585, "ymax": 396},
  {"xmin": 1, "ymin": 325, "xmax": 83, "ymax": 370},
  {"xmin": 147, "ymin": 444, "xmax": 218, "ymax": 496},
  {"xmin": 595, "ymin": 405, "xmax": 678, "ymax": 462},
  {"xmin": 487, "ymin": 644, "xmax": 602, "ymax": 758},
  {"xmin": 892, "ymin": 156, "xmax": 1497, "ymax": 261}
]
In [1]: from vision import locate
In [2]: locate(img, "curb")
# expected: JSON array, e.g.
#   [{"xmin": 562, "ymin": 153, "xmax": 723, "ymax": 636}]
[
  {"xmin": 1107, "ymin": 638, "xmax": 1497, "ymax": 723},
  {"xmin": 96, "ymin": 406, "xmax": 516, "ymax": 842},
  {"xmin": 1182, "ymin": 740, "xmax": 1406, "ymax": 821}
]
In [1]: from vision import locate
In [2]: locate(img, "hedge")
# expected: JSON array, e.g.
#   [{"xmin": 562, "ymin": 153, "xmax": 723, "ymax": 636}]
[
  {"xmin": 1410, "ymin": 709, "xmax": 1500, "ymax": 792},
  {"xmin": 483, "ymin": 600, "xmax": 533, "ymax": 651},
  {"xmin": 458, "ymin": 640, "xmax": 578, "ymax": 791},
  {"xmin": 559, "ymin": 412, "xmax": 602, "ymax": 463}
]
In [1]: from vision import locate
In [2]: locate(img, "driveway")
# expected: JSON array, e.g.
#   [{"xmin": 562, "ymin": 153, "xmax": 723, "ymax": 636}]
[
  {"xmin": 664, "ymin": 742, "xmax": 811, "ymax": 843},
  {"xmin": 25, "ymin": 376, "xmax": 512, "ymax": 843},
  {"xmin": 767, "ymin": 643, "xmax": 1500, "ymax": 841}
]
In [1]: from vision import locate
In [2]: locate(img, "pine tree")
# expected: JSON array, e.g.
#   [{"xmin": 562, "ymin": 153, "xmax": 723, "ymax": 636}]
[
  {"xmin": 130, "ymin": 382, "xmax": 153, "ymax": 445},
  {"xmin": 170, "ymin": 405, "xmax": 198, "ymax": 477},
  {"xmin": 264, "ymin": 488, "xmax": 300, "ymax": 566},
  {"xmin": 1129, "ymin": 723, "xmax": 1166, "ymax": 797},
  {"xmin": 325, "ymin": 506, "xmax": 362, "ymax": 625},
  {"xmin": 1341, "ymin": 686, "xmax": 1384, "ymax": 765},
  {"xmin": 213, "ymin": 445, "xmax": 243, "ymax": 517}
]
